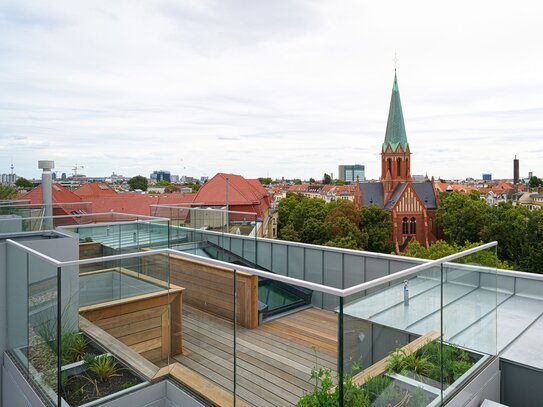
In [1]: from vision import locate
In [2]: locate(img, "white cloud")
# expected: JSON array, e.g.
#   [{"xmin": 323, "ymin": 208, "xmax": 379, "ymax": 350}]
[{"xmin": 0, "ymin": 0, "xmax": 542, "ymax": 180}]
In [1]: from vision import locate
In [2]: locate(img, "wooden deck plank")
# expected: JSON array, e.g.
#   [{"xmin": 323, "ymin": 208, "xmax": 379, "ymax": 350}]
[{"xmin": 177, "ymin": 305, "xmax": 340, "ymax": 406}]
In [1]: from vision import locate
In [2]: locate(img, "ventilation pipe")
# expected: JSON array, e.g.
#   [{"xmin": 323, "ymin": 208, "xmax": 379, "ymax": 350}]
[{"xmin": 38, "ymin": 160, "xmax": 55, "ymax": 230}]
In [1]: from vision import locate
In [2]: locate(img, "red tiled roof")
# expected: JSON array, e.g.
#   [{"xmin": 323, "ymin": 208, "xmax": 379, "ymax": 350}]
[
  {"xmin": 192, "ymin": 173, "xmax": 271, "ymax": 218},
  {"xmin": 20, "ymin": 184, "xmax": 90, "ymax": 219},
  {"xmin": 74, "ymin": 182, "xmax": 117, "ymax": 197},
  {"xmin": 89, "ymin": 193, "xmax": 197, "ymax": 216},
  {"xmin": 287, "ymin": 184, "xmax": 308, "ymax": 192},
  {"xmin": 22, "ymin": 183, "xmax": 83, "ymax": 205}
]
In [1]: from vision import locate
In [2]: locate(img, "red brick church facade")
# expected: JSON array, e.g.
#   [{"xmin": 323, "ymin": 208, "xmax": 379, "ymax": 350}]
[{"xmin": 355, "ymin": 71, "xmax": 440, "ymax": 252}]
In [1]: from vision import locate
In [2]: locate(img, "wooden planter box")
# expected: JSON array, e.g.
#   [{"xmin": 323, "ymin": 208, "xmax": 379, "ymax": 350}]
[{"xmin": 79, "ymin": 285, "xmax": 184, "ymax": 364}]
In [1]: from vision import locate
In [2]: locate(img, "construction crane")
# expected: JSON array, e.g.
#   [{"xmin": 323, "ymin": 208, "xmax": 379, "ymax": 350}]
[{"xmin": 60, "ymin": 164, "xmax": 85, "ymax": 178}]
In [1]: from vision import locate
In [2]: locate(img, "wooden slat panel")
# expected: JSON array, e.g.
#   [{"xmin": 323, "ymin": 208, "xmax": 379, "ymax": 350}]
[
  {"xmin": 107, "ymin": 316, "xmax": 162, "ymax": 338},
  {"xmin": 91, "ymin": 307, "xmax": 165, "ymax": 329},
  {"xmin": 118, "ymin": 326, "xmax": 162, "ymax": 347},
  {"xmin": 146, "ymin": 254, "xmax": 258, "ymax": 328},
  {"xmin": 79, "ymin": 316, "xmax": 159, "ymax": 380},
  {"xmin": 132, "ymin": 337, "xmax": 162, "ymax": 354}
]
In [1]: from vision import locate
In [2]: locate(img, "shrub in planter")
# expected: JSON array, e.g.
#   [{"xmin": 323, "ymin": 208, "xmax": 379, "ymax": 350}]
[{"xmin": 385, "ymin": 341, "xmax": 476, "ymax": 387}]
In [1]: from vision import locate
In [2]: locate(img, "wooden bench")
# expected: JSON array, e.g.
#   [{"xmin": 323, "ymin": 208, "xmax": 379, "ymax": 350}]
[
  {"xmin": 154, "ymin": 362, "xmax": 252, "ymax": 407},
  {"xmin": 351, "ymin": 330, "xmax": 441, "ymax": 386}
]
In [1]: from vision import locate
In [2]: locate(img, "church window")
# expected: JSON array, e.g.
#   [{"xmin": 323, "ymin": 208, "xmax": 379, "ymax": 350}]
[
  {"xmin": 410, "ymin": 217, "xmax": 416, "ymax": 234},
  {"xmin": 397, "ymin": 158, "xmax": 401, "ymax": 176},
  {"xmin": 402, "ymin": 217, "xmax": 408, "ymax": 234},
  {"xmin": 387, "ymin": 158, "xmax": 392, "ymax": 173}
]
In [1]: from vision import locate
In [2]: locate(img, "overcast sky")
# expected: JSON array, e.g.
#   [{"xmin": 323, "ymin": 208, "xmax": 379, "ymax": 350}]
[{"xmin": 1, "ymin": 1, "xmax": 542, "ymax": 181}]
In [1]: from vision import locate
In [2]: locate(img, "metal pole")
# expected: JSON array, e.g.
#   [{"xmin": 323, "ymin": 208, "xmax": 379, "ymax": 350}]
[
  {"xmin": 226, "ymin": 177, "xmax": 229, "ymax": 231},
  {"xmin": 338, "ymin": 296, "xmax": 344, "ymax": 407}
]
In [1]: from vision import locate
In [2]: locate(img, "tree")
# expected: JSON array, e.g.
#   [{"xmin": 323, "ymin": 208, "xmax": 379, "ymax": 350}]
[
  {"xmin": 521, "ymin": 210, "xmax": 543, "ymax": 274},
  {"xmin": 479, "ymin": 203, "xmax": 529, "ymax": 268},
  {"xmin": 0, "ymin": 185, "xmax": 17, "ymax": 200},
  {"xmin": 402, "ymin": 240, "xmax": 512, "ymax": 270},
  {"xmin": 258, "ymin": 177, "xmax": 273, "ymax": 185},
  {"xmin": 278, "ymin": 223, "xmax": 300, "ymax": 242},
  {"xmin": 437, "ymin": 191, "xmax": 489, "ymax": 245},
  {"xmin": 165, "ymin": 185, "xmax": 180, "ymax": 193},
  {"xmin": 309, "ymin": 178, "xmax": 316, "ymax": 184},
  {"xmin": 528, "ymin": 176, "xmax": 542, "ymax": 188},
  {"xmin": 360, "ymin": 204, "xmax": 394, "ymax": 253},
  {"xmin": 128, "ymin": 175, "xmax": 148, "ymax": 191},
  {"xmin": 326, "ymin": 200, "xmax": 360, "ymax": 226},
  {"xmin": 326, "ymin": 216, "xmax": 367, "ymax": 249},
  {"xmin": 335, "ymin": 179, "xmax": 347, "ymax": 185},
  {"xmin": 323, "ymin": 173, "xmax": 332, "ymax": 184},
  {"xmin": 155, "ymin": 180, "xmax": 171, "ymax": 187},
  {"xmin": 184, "ymin": 182, "xmax": 201, "ymax": 191},
  {"xmin": 15, "ymin": 177, "xmax": 33, "ymax": 188},
  {"xmin": 301, "ymin": 218, "xmax": 330, "ymax": 245}
]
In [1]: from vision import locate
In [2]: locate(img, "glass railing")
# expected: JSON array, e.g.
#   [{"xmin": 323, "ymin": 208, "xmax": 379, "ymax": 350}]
[
  {"xmin": 4, "ymin": 235, "xmax": 498, "ymax": 407},
  {"xmin": 0, "ymin": 210, "xmax": 163, "ymax": 234},
  {"xmin": 340, "ymin": 243, "xmax": 498, "ymax": 406},
  {"xmin": 0, "ymin": 202, "xmax": 93, "ymax": 222}
]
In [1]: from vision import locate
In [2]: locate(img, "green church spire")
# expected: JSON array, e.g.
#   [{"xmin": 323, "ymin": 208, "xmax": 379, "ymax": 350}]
[{"xmin": 382, "ymin": 70, "xmax": 408, "ymax": 152}]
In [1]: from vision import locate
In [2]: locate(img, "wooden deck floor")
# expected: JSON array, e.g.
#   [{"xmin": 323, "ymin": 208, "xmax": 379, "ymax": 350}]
[{"xmin": 175, "ymin": 305, "xmax": 339, "ymax": 407}]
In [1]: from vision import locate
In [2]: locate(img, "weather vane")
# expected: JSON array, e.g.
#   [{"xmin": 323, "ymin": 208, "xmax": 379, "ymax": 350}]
[{"xmin": 393, "ymin": 53, "xmax": 399, "ymax": 70}]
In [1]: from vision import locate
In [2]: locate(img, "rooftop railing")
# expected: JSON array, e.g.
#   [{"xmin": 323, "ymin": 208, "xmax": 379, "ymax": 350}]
[
  {"xmin": 5, "ymin": 232, "xmax": 498, "ymax": 407},
  {"xmin": 0, "ymin": 211, "xmax": 169, "ymax": 235}
]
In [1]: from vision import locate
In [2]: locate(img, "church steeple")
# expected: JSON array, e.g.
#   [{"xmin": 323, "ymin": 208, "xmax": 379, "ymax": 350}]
[
  {"xmin": 383, "ymin": 70, "xmax": 409, "ymax": 153},
  {"xmin": 381, "ymin": 70, "xmax": 412, "ymax": 204}
]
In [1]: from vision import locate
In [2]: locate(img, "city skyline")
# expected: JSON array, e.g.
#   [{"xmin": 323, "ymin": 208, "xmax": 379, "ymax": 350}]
[{"xmin": 1, "ymin": 1, "xmax": 542, "ymax": 180}]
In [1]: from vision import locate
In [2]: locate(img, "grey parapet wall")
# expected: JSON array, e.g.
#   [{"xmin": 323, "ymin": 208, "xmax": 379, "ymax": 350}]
[{"xmin": 181, "ymin": 227, "xmax": 428, "ymax": 310}]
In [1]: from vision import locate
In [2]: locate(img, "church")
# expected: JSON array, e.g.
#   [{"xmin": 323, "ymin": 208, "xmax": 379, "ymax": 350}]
[{"xmin": 354, "ymin": 71, "xmax": 440, "ymax": 252}]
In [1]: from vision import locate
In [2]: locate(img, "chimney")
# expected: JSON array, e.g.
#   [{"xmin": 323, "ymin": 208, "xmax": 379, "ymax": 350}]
[{"xmin": 38, "ymin": 160, "xmax": 55, "ymax": 229}]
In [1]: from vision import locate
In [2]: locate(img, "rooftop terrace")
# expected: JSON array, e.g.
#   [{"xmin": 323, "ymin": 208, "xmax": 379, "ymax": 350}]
[{"xmin": 0, "ymin": 206, "xmax": 541, "ymax": 406}]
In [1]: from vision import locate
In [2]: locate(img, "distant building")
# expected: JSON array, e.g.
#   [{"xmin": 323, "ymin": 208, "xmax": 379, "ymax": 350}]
[
  {"xmin": 518, "ymin": 192, "xmax": 543, "ymax": 211},
  {"xmin": 151, "ymin": 170, "xmax": 171, "ymax": 183},
  {"xmin": 354, "ymin": 71, "xmax": 440, "ymax": 252},
  {"xmin": 286, "ymin": 183, "xmax": 355, "ymax": 203},
  {"xmin": 514, "ymin": 156, "xmax": 520, "ymax": 184},
  {"xmin": 0, "ymin": 173, "xmax": 17, "ymax": 185},
  {"xmin": 181, "ymin": 176, "xmax": 196, "ymax": 183},
  {"xmin": 170, "ymin": 174, "xmax": 180, "ymax": 183},
  {"xmin": 201, "ymin": 176, "xmax": 209, "ymax": 183},
  {"xmin": 483, "ymin": 173, "xmax": 492, "ymax": 181},
  {"xmin": 338, "ymin": 164, "xmax": 365, "ymax": 182},
  {"xmin": 61, "ymin": 172, "xmax": 67, "ymax": 180}
]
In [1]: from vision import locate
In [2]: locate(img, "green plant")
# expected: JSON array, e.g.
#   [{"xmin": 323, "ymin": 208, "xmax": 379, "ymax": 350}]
[
  {"xmin": 362, "ymin": 375, "xmax": 392, "ymax": 403},
  {"xmin": 62, "ymin": 332, "xmax": 87, "ymax": 363},
  {"xmin": 296, "ymin": 367, "xmax": 369, "ymax": 407},
  {"xmin": 89, "ymin": 355, "xmax": 121, "ymax": 382},
  {"xmin": 385, "ymin": 348, "xmax": 406, "ymax": 374},
  {"xmin": 420, "ymin": 341, "xmax": 474, "ymax": 384},
  {"xmin": 83, "ymin": 236, "xmax": 93, "ymax": 242},
  {"xmin": 83, "ymin": 352, "xmax": 97, "ymax": 365},
  {"xmin": 121, "ymin": 377, "xmax": 139, "ymax": 389}
]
